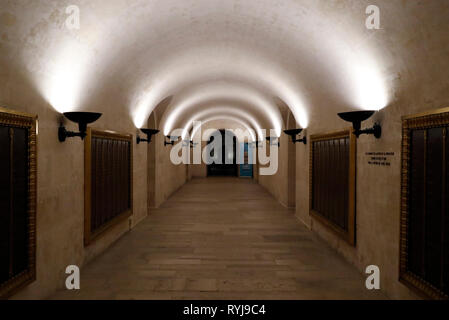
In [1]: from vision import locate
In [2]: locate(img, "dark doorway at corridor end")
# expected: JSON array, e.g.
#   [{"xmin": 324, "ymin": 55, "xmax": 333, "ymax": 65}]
[{"xmin": 207, "ymin": 129, "xmax": 238, "ymax": 177}]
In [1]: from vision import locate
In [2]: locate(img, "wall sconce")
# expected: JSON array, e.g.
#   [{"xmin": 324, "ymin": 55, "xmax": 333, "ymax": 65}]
[
  {"xmin": 338, "ymin": 110, "xmax": 382, "ymax": 139},
  {"xmin": 136, "ymin": 128, "xmax": 159, "ymax": 144},
  {"xmin": 184, "ymin": 140, "xmax": 198, "ymax": 148},
  {"xmin": 182, "ymin": 140, "xmax": 198, "ymax": 148},
  {"xmin": 284, "ymin": 129, "xmax": 307, "ymax": 144},
  {"xmin": 58, "ymin": 112, "xmax": 102, "ymax": 142},
  {"xmin": 266, "ymin": 136, "xmax": 280, "ymax": 147},
  {"xmin": 249, "ymin": 141, "xmax": 263, "ymax": 149},
  {"xmin": 164, "ymin": 135, "xmax": 180, "ymax": 146}
]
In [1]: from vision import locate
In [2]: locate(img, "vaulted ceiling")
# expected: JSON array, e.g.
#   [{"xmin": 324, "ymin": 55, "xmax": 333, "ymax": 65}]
[{"xmin": 1, "ymin": 0, "xmax": 448, "ymax": 140}]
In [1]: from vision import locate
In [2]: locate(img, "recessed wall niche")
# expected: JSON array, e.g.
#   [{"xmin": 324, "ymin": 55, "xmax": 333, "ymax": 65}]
[
  {"xmin": 0, "ymin": 107, "xmax": 37, "ymax": 299},
  {"xmin": 309, "ymin": 128, "xmax": 356, "ymax": 245},
  {"xmin": 84, "ymin": 128, "xmax": 133, "ymax": 246},
  {"xmin": 400, "ymin": 107, "xmax": 449, "ymax": 300}
]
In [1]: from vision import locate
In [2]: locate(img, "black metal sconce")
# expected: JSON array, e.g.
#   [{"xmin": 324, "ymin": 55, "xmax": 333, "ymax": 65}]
[
  {"xmin": 182, "ymin": 140, "xmax": 197, "ymax": 148},
  {"xmin": 136, "ymin": 128, "xmax": 159, "ymax": 144},
  {"xmin": 284, "ymin": 128, "xmax": 307, "ymax": 144},
  {"xmin": 266, "ymin": 136, "xmax": 280, "ymax": 147},
  {"xmin": 164, "ymin": 135, "xmax": 180, "ymax": 146},
  {"xmin": 58, "ymin": 112, "xmax": 102, "ymax": 142},
  {"xmin": 338, "ymin": 110, "xmax": 382, "ymax": 139}
]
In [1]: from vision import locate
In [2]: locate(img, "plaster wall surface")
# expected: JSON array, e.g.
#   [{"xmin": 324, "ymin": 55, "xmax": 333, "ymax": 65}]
[
  {"xmin": 294, "ymin": 106, "xmax": 429, "ymax": 300},
  {"xmin": 258, "ymin": 133, "xmax": 289, "ymax": 207},
  {"xmin": 294, "ymin": 2, "xmax": 449, "ymax": 299},
  {"xmin": 1, "ymin": 0, "xmax": 448, "ymax": 300},
  {"xmin": 146, "ymin": 107, "xmax": 187, "ymax": 209},
  {"xmin": 150, "ymin": 131, "xmax": 187, "ymax": 208},
  {"xmin": 0, "ymin": 37, "xmax": 185, "ymax": 301},
  {"xmin": 0, "ymin": 87, "xmax": 186, "ymax": 299},
  {"xmin": 0, "ymin": 93, "xmax": 148, "ymax": 299}
]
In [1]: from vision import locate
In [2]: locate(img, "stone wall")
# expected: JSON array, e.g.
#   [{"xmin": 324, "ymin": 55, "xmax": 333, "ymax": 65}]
[{"xmin": 0, "ymin": 83, "xmax": 186, "ymax": 300}]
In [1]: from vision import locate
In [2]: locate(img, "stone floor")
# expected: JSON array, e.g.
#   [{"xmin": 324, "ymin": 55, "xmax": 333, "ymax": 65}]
[{"xmin": 52, "ymin": 177, "xmax": 387, "ymax": 300}]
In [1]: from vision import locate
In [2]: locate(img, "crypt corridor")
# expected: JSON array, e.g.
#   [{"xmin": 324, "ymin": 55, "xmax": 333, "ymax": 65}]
[
  {"xmin": 51, "ymin": 178, "xmax": 385, "ymax": 300},
  {"xmin": 1, "ymin": 0, "xmax": 449, "ymax": 301}
]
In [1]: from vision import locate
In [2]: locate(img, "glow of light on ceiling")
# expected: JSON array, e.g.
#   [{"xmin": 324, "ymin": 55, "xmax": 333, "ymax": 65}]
[
  {"xmin": 132, "ymin": 81, "xmax": 164, "ymax": 128},
  {"xmin": 131, "ymin": 63, "xmax": 188, "ymax": 129},
  {"xmin": 189, "ymin": 115, "xmax": 256, "ymax": 142},
  {"xmin": 131, "ymin": 46, "xmax": 309, "ymax": 132},
  {"xmin": 351, "ymin": 61, "xmax": 388, "ymax": 111},
  {"xmin": 21, "ymin": 0, "xmax": 392, "ymax": 130},
  {"xmin": 322, "ymin": 26, "xmax": 390, "ymax": 112},
  {"xmin": 39, "ymin": 39, "xmax": 91, "ymax": 114},
  {"xmin": 180, "ymin": 106, "xmax": 264, "ymax": 141},
  {"xmin": 163, "ymin": 83, "xmax": 283, "ymax": 138}
]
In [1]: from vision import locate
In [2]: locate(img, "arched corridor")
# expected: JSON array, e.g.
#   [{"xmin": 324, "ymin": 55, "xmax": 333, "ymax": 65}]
[
  {"xmin": 51, "ymin": 178, "xmax": 385, "ymax": 300},
  {"xmin": 0, "ymin": 0, "xmax": 448, "ymax": 302}
]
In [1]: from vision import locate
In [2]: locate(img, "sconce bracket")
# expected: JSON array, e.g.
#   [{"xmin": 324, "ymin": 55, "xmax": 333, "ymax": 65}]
[
  {"xmin": 137, "ymin": 128, "xmax": 159, "ymax": 144},
  {"xmin": 284, "ymin": 129, "xmax": 306, "ymax": 145},
  {"xmin": 58, "ymin": 112, "xmax": 102, "ymax": 143},
  {"xmin": 182, "ymin": 140, "xmax": 197, "ymax": 148},
  {"xmin": 182, "ymin": 140, "xmax": 189, "ymax": 147},
  {"xmin": 58, "ymin": 125, "xmax": 86, "ymax": 142},
  {"xmin": 136, "ymin": 136, "xmax": 149, "ymax": 144},
  {"xmin": 164, "ymin": 135, "xmax": 180, "ymax": 146},
  {"xmin": 292, "ymin": 136, "xmax": 307, "ymax": 145},
  {"xmin": 354, "ymin": 123, "xmax": 382, "ymax": 139}
]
